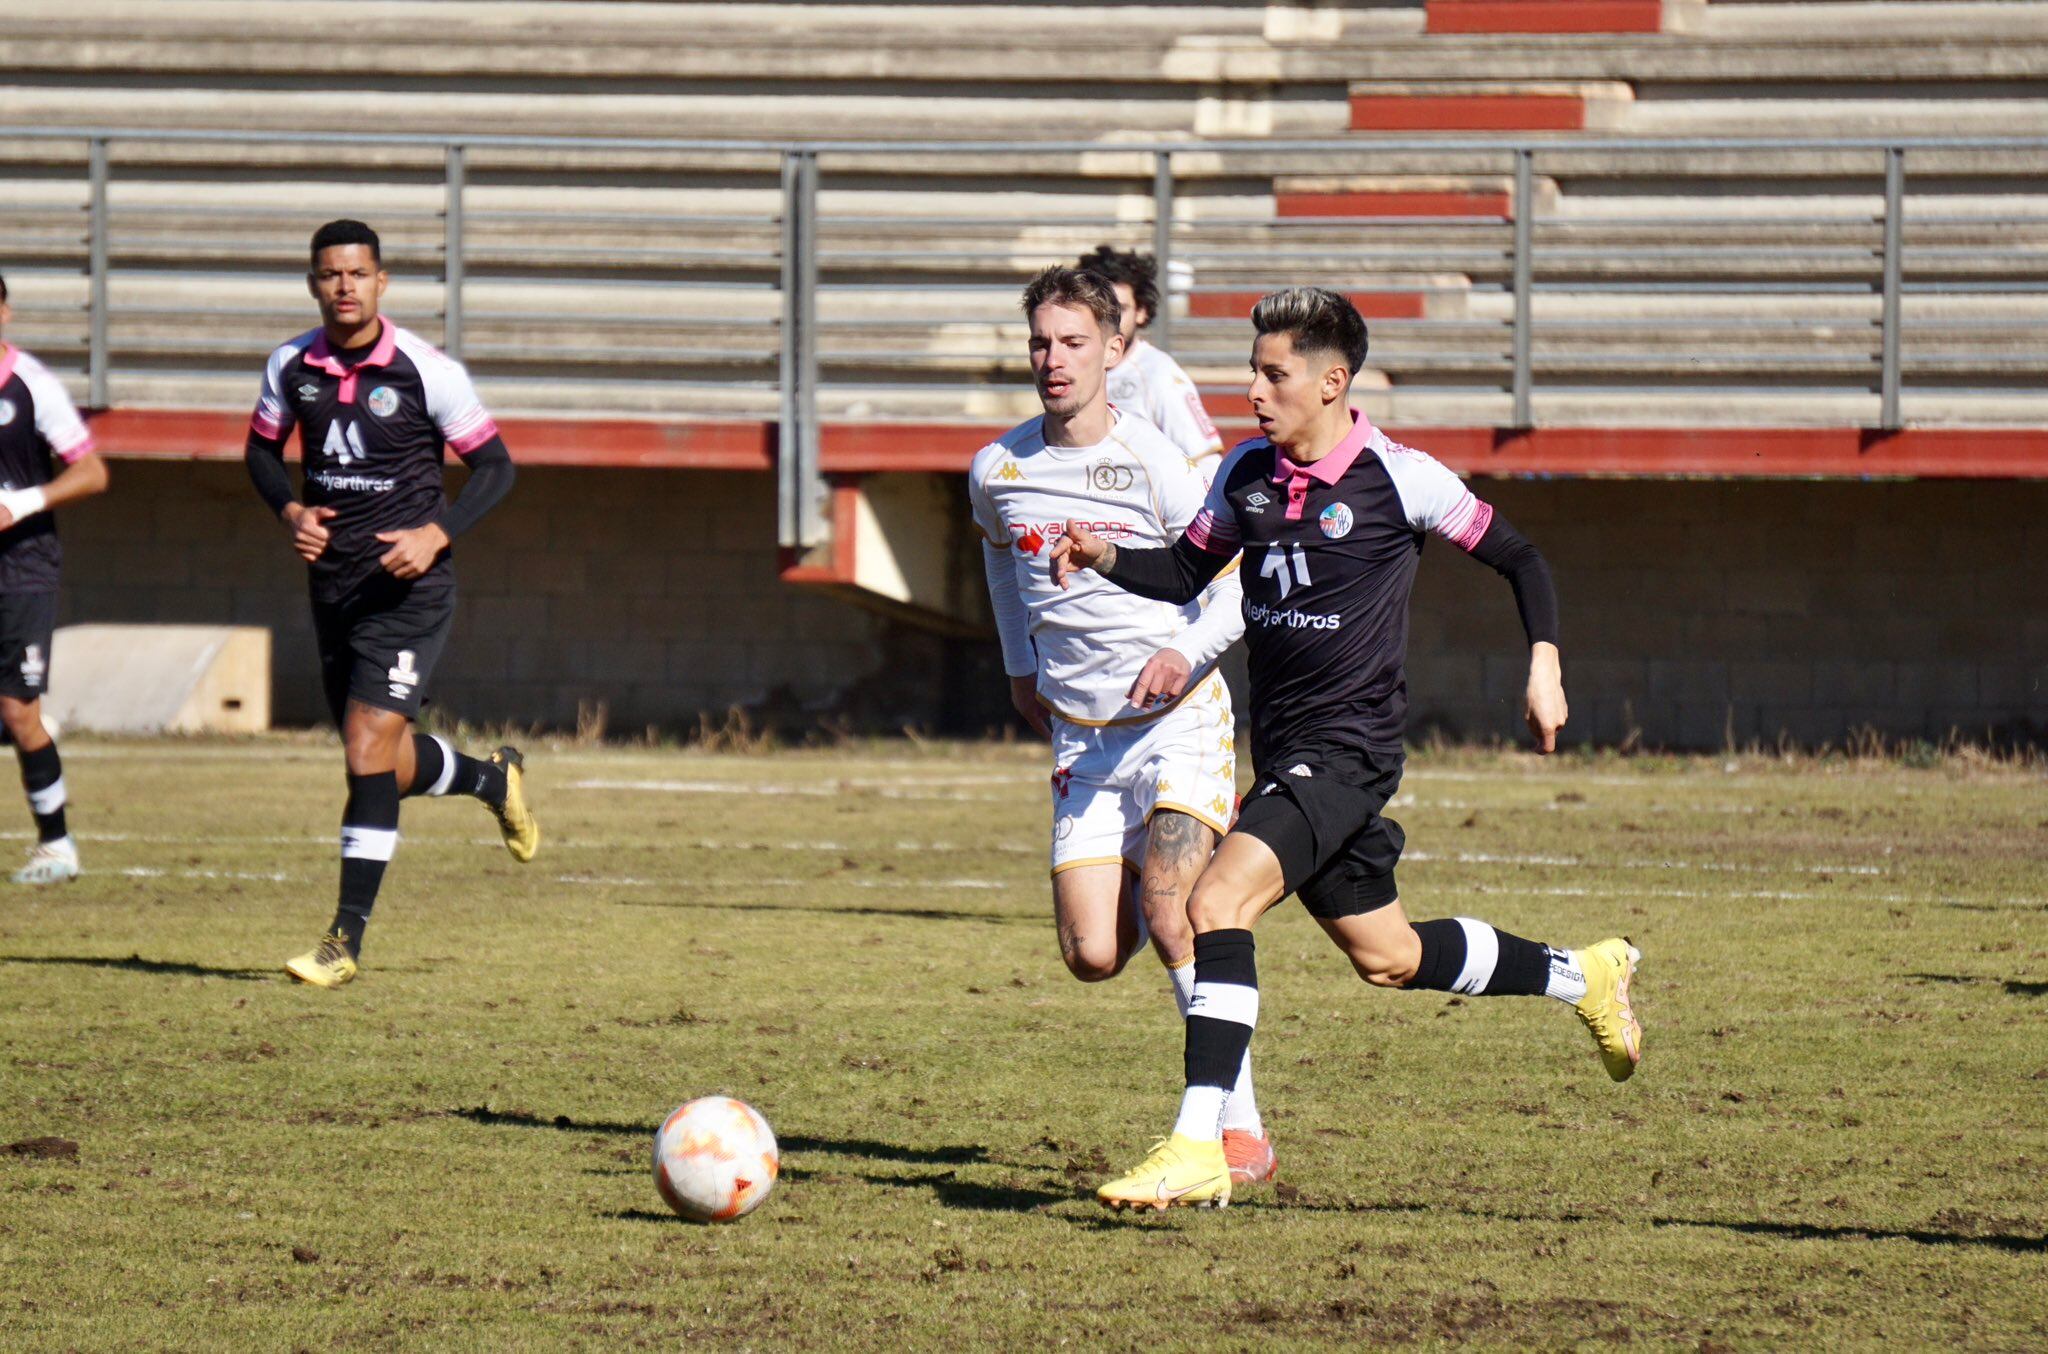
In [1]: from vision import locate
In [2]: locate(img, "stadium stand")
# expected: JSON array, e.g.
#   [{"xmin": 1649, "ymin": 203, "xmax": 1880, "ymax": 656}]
[{"xmin": 2, "ymin": 1, "xmax": 2043, "ymax": 743}]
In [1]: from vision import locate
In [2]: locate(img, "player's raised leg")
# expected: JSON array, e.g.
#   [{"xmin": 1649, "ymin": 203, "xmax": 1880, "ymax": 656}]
[
  {"xmin": 401, "ymin": 729, "xmax": 537, "ymax": 862},
  {"xmin": 1317, "ymin": 901, "xmax": 1642, "ymax": 1082},
  {"xmin": 2, "ymin": 693, "xmax": 76, "ymax": 884}
]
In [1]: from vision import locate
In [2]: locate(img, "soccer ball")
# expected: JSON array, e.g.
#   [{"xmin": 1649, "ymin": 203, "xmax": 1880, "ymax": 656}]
[{"xmin": 652, "ymin": 1096, "xmax": 779, "ymax": 1222}]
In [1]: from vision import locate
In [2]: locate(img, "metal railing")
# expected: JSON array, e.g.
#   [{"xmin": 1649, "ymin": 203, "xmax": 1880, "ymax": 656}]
[{"xmin": 4, "ymin": 127, "xmax": 2047, "ymax": 548}]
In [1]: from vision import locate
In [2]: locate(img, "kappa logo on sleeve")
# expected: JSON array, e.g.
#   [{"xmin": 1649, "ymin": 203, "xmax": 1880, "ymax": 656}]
[{"xmin": 993, "ymin": 461, "xmax": 1027, "ymax": 482}]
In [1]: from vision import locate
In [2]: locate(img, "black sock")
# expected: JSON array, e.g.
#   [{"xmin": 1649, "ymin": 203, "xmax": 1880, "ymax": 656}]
[
  {"xmin": 1184, "ymin": 929, "xmax": 1259, "ymax": 1092},
  {"xmin": 333, "ymin": 771, "xmax": 400, "ymax": 958},
  {"xmin": 17, "ymin": 741, "xmax": 67, "ymax": 844},
  {"xmin": 1408, "ymin": 917, "xmax": 1553, "ymax": 996},
  {"xmin": 403, "ymin": 733, "xmax": 506, "ymax": 808}
]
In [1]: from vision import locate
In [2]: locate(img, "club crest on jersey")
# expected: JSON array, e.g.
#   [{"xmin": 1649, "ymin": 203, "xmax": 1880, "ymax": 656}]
[
  {"xmin": 1051, "ymin": 766, "xmax": 1074, "ymax": 800},
  {"xmin": 366, "ymin": 386, "xmax": 400, "ymax": 418},
  {"xmin": 993, "ymin": 461, "xmax": 1026, "ymax": 482},
  {"xmin": 1319, "ymin": 503, "xmax": 1355, "ymax": 539},
  {"xmin": 1013, "ymin": 525, "xmax": 1045, "ymax": 555},
  {"xmin": 0, "ymin": 400, "xmax": 14, "ymax": 427},
  {"xmin": 20, "ymin": 644, "xmax": 45, "ymax": 689},
  {"xmin": 387, "ymin": 649, "xmax": 420, "ymax": 701},
  {"xmin": 1053, "ymin": 814, "xmax": 1074, "ymax": 841},
  {"xmin": 1090, "ymin": 461, "xmax": 1134, "ymax": 492}
]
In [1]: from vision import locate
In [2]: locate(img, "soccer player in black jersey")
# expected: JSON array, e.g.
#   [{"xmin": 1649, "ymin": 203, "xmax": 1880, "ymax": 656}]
[
  {"xmin": 0, "ymin": 273, "xmax": 110, "ymax": 885},
  {"xmin": 245, "ymin": 220, "xmax": 537, "ymax": 988},
  {"xmin": 1053, "ymin": 288, "xmax": 1643, "ymax": 1209}
]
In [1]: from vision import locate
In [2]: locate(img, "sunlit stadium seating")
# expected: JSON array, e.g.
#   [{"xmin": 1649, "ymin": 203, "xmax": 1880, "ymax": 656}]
[{"xmin": 3, "ymin": 0, "xmax": 2045, "ymax": 429}]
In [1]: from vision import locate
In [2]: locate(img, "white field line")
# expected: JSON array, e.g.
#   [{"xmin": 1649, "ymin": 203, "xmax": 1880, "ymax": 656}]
[
  {"xmin": 554, "ymin": 873, "xmax": 1012, "ymax": 891},
  {"xmin": 116, "ymin": 866, "xmax": 300, "ymax": 883},
  {"xmin": 568, "ymin": 778, "xmax": 1015, "ymax": 802}
]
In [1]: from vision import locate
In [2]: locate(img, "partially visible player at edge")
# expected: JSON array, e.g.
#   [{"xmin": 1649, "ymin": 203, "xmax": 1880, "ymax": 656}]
[
  {"xmin": 244, "ymin": 220, "xmax": 537, "ymax": 988},
  {"xmin": 969, "ymin": 267, "xmax": 1275, "ymax": 1186},
  {"xmin": 1076, "ymin": 246, "xmax": 1224, "ymax": 478},
  {"xmin": 0, "ymin": 271, "xmax": 110, "ymax": 884},
  {"xmin": 1051, "ymin": 287, "xmax": 1643, "ymax": 1211}
]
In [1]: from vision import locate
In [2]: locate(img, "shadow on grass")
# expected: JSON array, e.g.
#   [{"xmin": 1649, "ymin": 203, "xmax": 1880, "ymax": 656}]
[
  {"xmin": 1906, "ymin": 972, "xmax": 2048, "ymax": 998},
  {"xmin": 1653, "ymin": 1215, "xmax": 2046, "ymax": 1253},
  {"xmin": 612, "ymin": 898, "xmax": 1030, "ymax": 927},
  {"xmin": 0, "ymin": 953, "xmax": 273, "ymax": 981},
  {"xmin": 447, "ymin": 1105, "xmax": 989, "ymax": 1165}
]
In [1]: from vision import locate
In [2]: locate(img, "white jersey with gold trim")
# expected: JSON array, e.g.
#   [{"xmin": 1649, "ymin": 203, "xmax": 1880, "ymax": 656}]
[
  {"xmin": 1104, "ymin": 339, "xmax": 1223, "ymax": 475},
  {"xmin": 969, "ymin": 409, "xmax": 1241, "ymax": 727}
]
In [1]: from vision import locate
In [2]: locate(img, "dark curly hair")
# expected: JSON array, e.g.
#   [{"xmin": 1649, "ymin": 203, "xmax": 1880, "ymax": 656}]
[{"xmin": 1074, "ymin": 245, "xmax": 1160, "ymax": 328}]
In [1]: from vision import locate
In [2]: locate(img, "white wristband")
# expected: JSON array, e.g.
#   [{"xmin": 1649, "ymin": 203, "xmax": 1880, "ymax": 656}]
[{"xmin": 0, "ymin": 487, "xmax": 49, "ymax": 524}]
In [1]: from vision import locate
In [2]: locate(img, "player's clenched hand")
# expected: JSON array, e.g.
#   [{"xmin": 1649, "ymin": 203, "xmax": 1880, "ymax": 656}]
[
  {"xmin": 1009, "ymin": 674, "xmax": 1051, "ymax": 740},
  {"xmin": 376, "ymin": 522, "xmax": 451, "ymax": 579},
  {"xmin": 1128, "ymin": 646, "xmax": 1191, "ymax": 710},
  {"xmin": 1524, "ymin": 641, "xmax": 1568, "ymax": 754},
  {"xmin": 285, "ymin": 504, "xmax": 337, "ymax": 562},
  {"xmin": 1048, "ymin": 520, "xmax": 1109, "ymax": 590}
]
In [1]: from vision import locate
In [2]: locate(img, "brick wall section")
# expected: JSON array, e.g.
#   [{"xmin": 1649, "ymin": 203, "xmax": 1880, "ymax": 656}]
[
  {"xmin": 55, "ymin": 463, "xmax": 961, "ymax": 732},
  {"xmin": 49, "ymin": 463, "xmax": 2048, "ymax": 748}
]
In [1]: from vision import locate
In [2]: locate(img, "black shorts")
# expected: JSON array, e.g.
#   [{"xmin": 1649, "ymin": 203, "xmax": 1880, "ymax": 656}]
[
  {"xmin": 0, "ymin": 591, "xmax": 58, "ymax": 702},
  {"xmin": 1232, "ymin": 754, "xmax": 1406, "ymax": 920},
  {"xmin": 310, "ymin": 575, "xmax": 455, "ymax": 726}
]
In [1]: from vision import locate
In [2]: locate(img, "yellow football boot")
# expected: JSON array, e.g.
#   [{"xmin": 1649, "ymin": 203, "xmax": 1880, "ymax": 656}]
[
  {"xmin": 1096, "ymin": 1133, "xmax": 1232, "ymax": 1211},
  {"xmin": 284, "ymin": 932, "xmax": 358, "ymax": 988},
  {"xmin": 1574, "ymin": 937, "xmax": 1643, "ymax": 1081},
  {"xmin": 489, "ymin": 746, "xmax": 539, "ymax": 863}
]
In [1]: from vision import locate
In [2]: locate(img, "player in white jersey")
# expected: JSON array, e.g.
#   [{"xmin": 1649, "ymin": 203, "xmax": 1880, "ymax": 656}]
[
  {"xmin": 969, "ymin": 266, "xmax": 1273, "ymax": 1185},
  {"xmin": 1077, "ymin": 246, "xmax": 1224, "ymax": 478}
]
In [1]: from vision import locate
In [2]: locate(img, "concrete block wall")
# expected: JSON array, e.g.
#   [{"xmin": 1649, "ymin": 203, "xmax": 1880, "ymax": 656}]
[{"xmin": 48, "ymin": 462, "xmax": 2048, "ymax": 749}]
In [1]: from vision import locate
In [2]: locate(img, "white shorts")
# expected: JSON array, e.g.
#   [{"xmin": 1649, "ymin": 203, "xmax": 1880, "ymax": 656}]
[{"xmin": 1047, "ymin": 672, "xmax": 1238, "ymax": 876}]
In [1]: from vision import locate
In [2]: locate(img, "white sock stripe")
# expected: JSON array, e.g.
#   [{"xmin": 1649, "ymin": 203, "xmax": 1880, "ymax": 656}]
[
  {"xmin": 1451, "ymin": 917, "xmax": 1499, "ymax": 995},
  {"xmin": 426, "ymin": 736, "xmax": 459, "ymax": 797},
  {"xmin": 1188, "ymin": 980, "xmax": 1259, "ymax": 1027},
  {"xmin": 1167, "ymin": 963, "xmax": 1196, "ymax": 1019},
  {"xmin": 27, "ymin": 777, "xmax": 66, "ymax": 816},
  {"xmin": 340, "ymin": 827, "xmax": 399, "ymax": 862}
]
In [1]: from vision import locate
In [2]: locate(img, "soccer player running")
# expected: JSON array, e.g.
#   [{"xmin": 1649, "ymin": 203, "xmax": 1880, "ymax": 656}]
[
  {"xmin": 244, "ymin": 220, "xmax": 537, "ymax": 988},
  {"xmin": 971, "ymin": 267, "xmax": 1275, "ymax": 1186},
  {"xmin": 1076, "ymin": 246, "xmax": 1225, "ymax": 478},
  {"xmin": 0, "ymin": 272, "xmax": 110, "ymax": 884},
  {"xmin": 1052, "ymin": 288, "xmax": 1642, "ymax": 1211}
]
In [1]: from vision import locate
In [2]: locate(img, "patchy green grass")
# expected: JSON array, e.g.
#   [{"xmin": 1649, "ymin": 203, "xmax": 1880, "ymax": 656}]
[{"xmin": 2, "ymin": 737, "xmax": 2044, "ymax": 1350}]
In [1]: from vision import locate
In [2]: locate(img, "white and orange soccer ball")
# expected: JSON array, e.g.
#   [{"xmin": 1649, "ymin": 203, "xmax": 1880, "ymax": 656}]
[{"xmin": 652, "ymin": 1096, "xmax": 779, "ymax": 1223}]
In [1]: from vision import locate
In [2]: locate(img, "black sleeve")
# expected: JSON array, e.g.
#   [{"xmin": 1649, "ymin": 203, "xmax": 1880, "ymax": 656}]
[
  {"xmin": 244, "ymin": 430, "xmax": 296, "ymax": 518},
  {"xmin": 1098, "ymin": 534, "xmax": 1230, "ymax": 605},
  {"xmin": 1465, "ymin": 512, "xmax": 1560, "ymax": 647},
  {"xmin": 438, "ymin": 437, "xmax": 516, "ymax": 539}
]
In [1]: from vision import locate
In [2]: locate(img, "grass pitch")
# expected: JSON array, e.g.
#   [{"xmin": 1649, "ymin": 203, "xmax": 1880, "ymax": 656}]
[{"xmin": 2, "ymin": 736, "xmax": 2044, "ymax": 1350}]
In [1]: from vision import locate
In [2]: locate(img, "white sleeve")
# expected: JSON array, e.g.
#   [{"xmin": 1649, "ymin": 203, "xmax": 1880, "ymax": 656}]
[
  {"xmin": 1168, "ymin": 557, "xmax": 1244, "ymax": 671},
  {"xmin": 1151, "ymin": 361, "xmax": 1223, "ymax": 463},
  {"xmin": 980, "ymin": 541, "xmax": 1036, "ymax": 677},
  {"xmin": 1377, "ymin": 440, "xmax": 1494, "ymax": 552},
  {"xmin": 418, "ymin": 350, "xmax": 501, "ymax": 457},
  {"xmin": 1150, "ymin": 435, "xmax": 1210, "ymax": 536},
  {"xmin": 16, "ymin": 357, "xmax": 94, "ymax": 462},
  {"xmin": 249, "ymin": 344, "xmax": 298, "ymax": 444}
]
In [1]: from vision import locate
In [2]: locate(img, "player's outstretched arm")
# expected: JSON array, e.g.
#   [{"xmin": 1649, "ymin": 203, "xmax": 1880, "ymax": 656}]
[
  {"xmin": 1050, "ymin": 521, "xmax": 1227, "ymax": 605},
  {"xmin": 0, "ymin": 451, "xmax": 108, "ymax": 530},
  {"xmin": 1465, "ymin": 515, "xmax": 1567, "ymax": 752}
]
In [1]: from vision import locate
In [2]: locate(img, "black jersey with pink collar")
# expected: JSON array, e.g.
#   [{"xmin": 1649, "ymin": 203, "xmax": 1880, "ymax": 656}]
[
  {"xmin": 1183, "ymin": 410, "xmax": 1495, "ymax": 777},
  {"xmin": 0, "ymin": 344, "xmax": 96, "ymax": 593},
  {"xmin": 249, "ymin": 322, "xmax": 500, "ymax": 601}
]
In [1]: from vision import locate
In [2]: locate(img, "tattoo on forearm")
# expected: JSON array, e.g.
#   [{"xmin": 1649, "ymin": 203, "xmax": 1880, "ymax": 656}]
[{"xmin": 1097, "ymin": 542, "xmax": 1117, "ymax": 574}]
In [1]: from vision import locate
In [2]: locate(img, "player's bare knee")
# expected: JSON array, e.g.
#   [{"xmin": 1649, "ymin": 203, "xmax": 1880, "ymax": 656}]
[
  {"xmin": 1187, "ymin": 882, "xmax": 1255, "ymax": 934},
  {"xmin": 1061, "ymin": 937, "xmax": 1124, "ymax": 983}
]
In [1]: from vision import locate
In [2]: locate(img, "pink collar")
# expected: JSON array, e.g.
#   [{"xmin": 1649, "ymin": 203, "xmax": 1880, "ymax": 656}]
[
  {"xmin": 304, "ymin": 321, "xmax": 397, "ymax": 405},
  {"xmin": 1271, "ymin": 408, "xmax": 1376, "ymax": 486},
  {"xmin": 0, "ymin": 344, "xmax": 17, "ymax": 387},
  {"xmin": 1269, "ymin": 409, "xmax": 1376, "ymax": 520}
]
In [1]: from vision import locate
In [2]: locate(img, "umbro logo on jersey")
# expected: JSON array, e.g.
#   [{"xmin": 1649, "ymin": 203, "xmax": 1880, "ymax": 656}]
[
  {"xmin": 20, "ymin": 644, "xmax": 45, "ymax": 689},
  {"xmin": 993, "ymin": 461, "xmax": 1027, "ymax": 482},
  {"xmin": 1244, "ymin": 490, "xmax": 1270, "ymax": 514},
  {"xmin": 296, "ymin": 384, "xmax": 320, "ymax": 401},
  {"xmin": 387, "ymin": 650, "xmax": 420, "ymax": 701}
]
